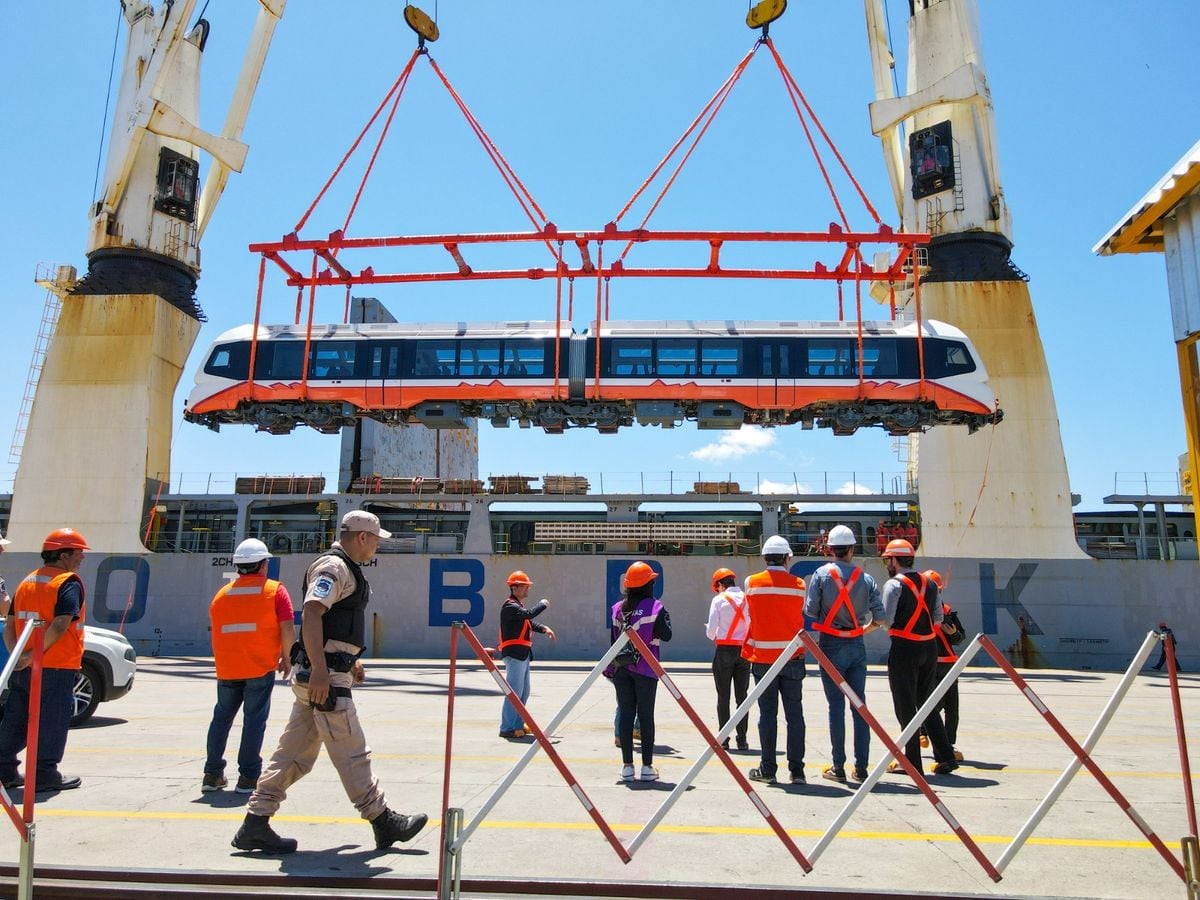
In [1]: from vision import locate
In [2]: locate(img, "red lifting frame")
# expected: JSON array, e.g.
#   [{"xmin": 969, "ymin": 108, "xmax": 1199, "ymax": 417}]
[{"xmin": 244, "ymin": 36, "xmax": 929, "ymax": 407}]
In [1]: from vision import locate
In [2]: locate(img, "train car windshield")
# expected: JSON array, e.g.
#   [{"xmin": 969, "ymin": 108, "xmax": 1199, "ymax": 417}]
[
  {"xmin": 922, "ymin": 340, "xmax": 976, "ymax": 377},
  {"xmin": 204, "ymin": 342, "xmax": 249, "ymax": 379}
]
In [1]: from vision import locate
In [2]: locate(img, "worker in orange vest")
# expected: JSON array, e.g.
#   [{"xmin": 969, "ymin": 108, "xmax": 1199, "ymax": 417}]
[
  {"xmin": 204, "ymin": 538, "xmax": 296, "ymax": 794},
  {"xmin": 881, "ymin": 540, "xmax": 957, "ymax": 776},
  {"xmin": 0, "ymin": 528, "xmax": 90, "ymax": 792},
  {"xmin": 742, "ymin": 535, "xmax": 808, "ymax": 785},
  {"xmin": 497, "ymin": 570, "xmax": 555, "ymax": 739},
  {"xmin": 919, "ymin": 570, "xmax": 966, "ymax": 761}
]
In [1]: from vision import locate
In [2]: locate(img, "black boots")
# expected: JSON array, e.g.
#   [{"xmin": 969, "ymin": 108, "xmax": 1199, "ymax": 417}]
[
  {"xmin": 370, "ymin": 808, "xmax": 428, "ymax": 848},
  {"xmin": 232, "ymin": 813, "xmax": 298, "ymax": 853}
]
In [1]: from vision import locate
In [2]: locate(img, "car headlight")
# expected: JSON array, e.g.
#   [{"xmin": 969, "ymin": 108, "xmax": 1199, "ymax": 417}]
[{"xmin": 124, "ymin": 648, "xmax": 137, "ymax": 662}]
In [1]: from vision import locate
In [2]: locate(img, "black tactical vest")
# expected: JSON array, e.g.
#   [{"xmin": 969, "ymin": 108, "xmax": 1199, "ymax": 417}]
[{"xmin": 301, "ymin": 545, "xmax": 369, "ymax": 650}]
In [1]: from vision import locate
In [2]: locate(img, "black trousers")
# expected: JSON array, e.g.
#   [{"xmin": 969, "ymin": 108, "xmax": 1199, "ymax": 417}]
[
  {"xmin": 887, "ymin": 638, "xmax": 954, "ymax": 771},
  {"xmin": 932, "ymin": 661, "xmax": 960, "ymax": 746},
  {"xmin": 711, "ymin": 645, "xmax": 751, "ymax": 743},
  {"xmin": 613, "ymin": 667, "xmax": 658, "ymax": 766}
]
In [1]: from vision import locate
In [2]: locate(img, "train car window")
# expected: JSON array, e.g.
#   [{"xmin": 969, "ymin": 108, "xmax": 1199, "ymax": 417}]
[
  {"xmin": 404, "ymin": 340, "xmax": 457, "ymax": 377},
  {"xmin": 923, "ymin": 340, "xmax": 976, "ymax": 377},
  {"xmin": 611, "ymin": 340, "xmax": 653, "ymax": 376},
  {"xmin": 309, "ymin": 342, "xmax": 358, "ymax": 379},
  {"xmin": 256, "ymin": 341, "xmax": 304, "ymax": 380},
  {"xmin": 657, "ymin": 339, "xmax": 697, "ymax": 376},
  {"xmin": 857, "ymin": 339, "xmax": 899, "ymax": 378},
  {"xmin": 701, "ymin": 340, "xmax": 742, "ymax": 376},
  {"xmin": 504, "ymin": 339, "xmax": 545, "ymax": 376},
  {"xmin": 204, "ymin": 342, "xmax": 249, "ymax": 379},
  {"xmin": 460, "ymin": 340, "xmax": 500, "ymax": 377},
  {"xmin": 807, "ymin": 339, "xmax": 854, "ymax": 377},
  {"xmin": 758, "ymin": 340, "xmax": 794, "ymax": 378},
  {"xmin": 368, "ymin": 343, "xmax": 400, "ymax": 379}
]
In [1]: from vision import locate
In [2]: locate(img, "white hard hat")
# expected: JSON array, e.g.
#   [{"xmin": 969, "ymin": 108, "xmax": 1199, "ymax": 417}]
[
  {"xmin": 762, "ymin": 535, "xmax": 792, "ymax": 556},
  {"xmin": 233, "ymin": 538, "xmax": 272, "ymax": 565},
  {"xmin": 827, "ymin": 525, "xmax": 856, "ymax": 547}
]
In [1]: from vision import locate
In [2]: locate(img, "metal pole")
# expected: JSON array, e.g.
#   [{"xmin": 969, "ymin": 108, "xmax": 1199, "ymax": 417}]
[
  {"xmin": 437, "ymin": 624, "xmax": 461, "ymax": 894},
  {"xmin": 1164, "ymin": 627, "xmax": 1198, "ymax": 840},
  {"xmin": 439, "ymin": 807, "xmax": 463, "ymax": 900},
  {"xmin": 17, "ymin": 821, "xmax": 34, "ymax": 900},
  {"xmin": 1182, "ymin": 835, "xmax": 1199, "ymax": 900},
  {"xmin": 995, "ymin": 630, "xmax": 1158, "ymax": 873}
]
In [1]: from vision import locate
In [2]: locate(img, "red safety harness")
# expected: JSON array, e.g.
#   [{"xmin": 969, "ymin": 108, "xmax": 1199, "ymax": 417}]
[
  {"xmin": 935, "ymin": 603, "xmax": 958, "ymax": 662},
  {"xmin": 497, "ymin": 598, "xmax": 533, "ymax": 652},
  {"xmin": 812, "ymin": 567, "xmax": 864, "ymax": 638},
  {"xmin": 888, "ymin": 573, "xmax": 936, "ymax": 641}
]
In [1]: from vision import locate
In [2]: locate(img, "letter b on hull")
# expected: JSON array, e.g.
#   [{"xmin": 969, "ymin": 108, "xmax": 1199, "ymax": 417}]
[{"xmin": 429, "ymin": 559, "xmax": 486, "ymax": 627}]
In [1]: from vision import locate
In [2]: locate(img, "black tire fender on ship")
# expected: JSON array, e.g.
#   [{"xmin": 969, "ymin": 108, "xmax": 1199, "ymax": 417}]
[{"xmin": 269, "ymin": 534, "xmax": 292, "ymax": 554}]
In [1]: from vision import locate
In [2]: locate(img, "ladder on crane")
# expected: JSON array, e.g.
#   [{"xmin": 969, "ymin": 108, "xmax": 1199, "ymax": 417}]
[{"xmin": 9, "ymin": 265, "xmax": 71, "ymax": 465}]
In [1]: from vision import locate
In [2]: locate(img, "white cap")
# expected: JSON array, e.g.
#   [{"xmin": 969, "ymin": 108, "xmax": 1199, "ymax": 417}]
[
  {"xmin": 827, "ymin": 525, "xmax": 856, "ymax": 547},
  {"xmin": 341, "ymin": 510, "xmax": 392, "ymax": 539},
  {"xmin": 232, "ymin": 538, "xmax": 272, "ymax": 564}
]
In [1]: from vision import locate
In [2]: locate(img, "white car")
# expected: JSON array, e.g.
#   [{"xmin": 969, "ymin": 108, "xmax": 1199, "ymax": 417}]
[
  {"xmin": 0, "ymin": 622, "xmax": 136, "ymax": 726},
  {"xmin": 74, "ymin": 626, "xmax": 137, "ymax": 726}
]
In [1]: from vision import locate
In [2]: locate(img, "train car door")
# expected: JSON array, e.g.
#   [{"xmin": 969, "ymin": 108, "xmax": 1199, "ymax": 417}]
[
  {"xmin": 367, "ymin": 341, "xmax": 401, "ymax": 409},
  {"xmin": 756, "ymin": 340, "xmax": 796, "ymax": 407},
  {"xmin": 309, "ymin": 340, "xmax": 365, "ymax": 409}
]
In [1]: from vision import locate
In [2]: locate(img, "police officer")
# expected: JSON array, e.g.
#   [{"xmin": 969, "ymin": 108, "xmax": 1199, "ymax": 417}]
[
  {"xmin": 705, "ymin": 567, "xmax": 750, "ymax": 751},
  {"xmin": 233, "ymin": 511, "xmax": 428, "ymax": 853},
  {"xmin": 0, "ymin": 528, "xmax": 90, "ymax": 792},
  {"xmin": 881, "ymin": 539, "xmax": 957, "ymax": 776},
  {"xmin": 742, "ymin": 535, "xmax": 807, "ymax": 785},
  {"xmin": 203, "ymin": 538, "xmax": 295, "ymax": 793},
  {"xmin": 805, "ymin": 525, "xmax": 884, "ymax": 784}
]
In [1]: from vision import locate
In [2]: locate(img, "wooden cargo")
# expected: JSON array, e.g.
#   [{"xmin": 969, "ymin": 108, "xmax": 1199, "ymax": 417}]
[
  {"xmin": 689, "ymin": 481, "xmax": 747, "ymax": 495},
  {"xmin": 488, "ymin": 475, "xmax": 539, "ymax": 494},
  {"xmin": 235, "ymin": 476, "xmax": 326, "ymax": 495},
  {"xmin": 542, "ymin": 475, "xmax": 590, "ymax": 495},
  {"xmin": 348, "ymin": 476, "xmax": 443, "ymax": 494}
]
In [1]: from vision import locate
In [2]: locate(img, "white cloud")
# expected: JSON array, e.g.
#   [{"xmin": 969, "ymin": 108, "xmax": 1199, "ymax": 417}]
[
  {"xmin": 758, "ymin": 478, "xmax": 812, "ymax": 494},
  {"xmin": 688, "ymin": 427, "xmax": 776, "ymax": 463}
]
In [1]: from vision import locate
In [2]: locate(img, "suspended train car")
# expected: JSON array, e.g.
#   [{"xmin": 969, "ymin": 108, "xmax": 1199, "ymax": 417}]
[{"xmin": 183, "ymin": 319, "xmax": 1001, "ymax": 435}]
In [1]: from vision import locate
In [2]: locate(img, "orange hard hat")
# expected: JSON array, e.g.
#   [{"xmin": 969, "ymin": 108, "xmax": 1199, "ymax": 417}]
[
  {"xmin": 922, "ymin": 569, "xmax": 944, "ymax": 590},
  {"xmin": 506, "ymin": 570, "xmax": 533, "ymax": 586},
  {"xmin": 711, "ymin": 567, "xmax": 736, "ymax": 591},
  {"xmin": 882, "ymin": 538, "xmax": 915, "ymax": 557},
  {"xmin": 42, "ymin": 528, "xmax": 90, "ymax": 552},
  {"xmin": 623, "ymin": 561, "xmax": 657, "ymax": 589}
]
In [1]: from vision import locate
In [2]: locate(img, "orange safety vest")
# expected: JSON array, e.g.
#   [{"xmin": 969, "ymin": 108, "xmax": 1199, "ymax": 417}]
[
  {"xmin": 714, "ymin": 591, "xmax": 749, "ymax": 646},
  {"xmin": 888, "ymin": 573, "xmax": 936, "ymax": 642},
  {"xmin": 741, "ymin": 569, "xmax": 806, "ymax": 663},
  {"xmin": 497, "ymin": 619, "xmax": 532, "ymax": 653},
  {"xmin": 812, "ymin": 566, "xmax": 864, "ymax": 639},
  {"xmin": 12, "ymin": 568, "xmax": 85, "ymax": 670},
  {"xmin": 210, "ymin": 575, "xmax": 284, "ymax": 680},
  {"xmin": 935, "ymin": 603, "xmax": 958, "ymax": 663}
]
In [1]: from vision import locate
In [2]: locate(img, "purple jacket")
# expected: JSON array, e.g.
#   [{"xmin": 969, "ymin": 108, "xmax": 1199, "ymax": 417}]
[{"xmin": 609, "ymin": 596, "xmax": 665, "ymax": 680}]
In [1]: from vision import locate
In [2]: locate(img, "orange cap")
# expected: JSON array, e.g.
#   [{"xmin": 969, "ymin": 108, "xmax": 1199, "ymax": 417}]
[
  {"xmin": 506, "ymin": 570, "xmax": 533, "ymax": 586},
  {"xmin": 711, "ymin": 567, "xmax": 736, "ymax": 591},
  {"xmin": 882, "ymin": 538, "xmax": 915, "ymax": 557},
  {"xmin": 922, "ymin": 569, "xmax": 944, "ymax": 590}
]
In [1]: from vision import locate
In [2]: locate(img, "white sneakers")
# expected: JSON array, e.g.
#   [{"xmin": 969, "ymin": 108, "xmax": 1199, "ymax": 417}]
[{"xmin": 621, "ymin": 764, "xmax": 660, "ymax": 782}]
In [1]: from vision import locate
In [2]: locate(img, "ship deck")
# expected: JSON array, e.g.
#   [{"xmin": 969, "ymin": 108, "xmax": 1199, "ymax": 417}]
[{"xmin": 0, "ymin": 657, "xmax": 1194, "ymax": 899}]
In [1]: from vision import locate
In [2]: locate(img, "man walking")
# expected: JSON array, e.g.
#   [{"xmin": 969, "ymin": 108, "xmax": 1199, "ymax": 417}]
[
  {"xmin": 881, "ymin": 539, "xmax": 957, "ymax": 776},
  {"xmin": 705, "ymin": 567, "xmax": 750, "ymax": 751},
  {"xmin": 233, "ymin": 511, "xmax": 428, "ymax": 853},
  {"xmin": 804, "ymin": 525, "xmax": 883, "ymax": 784},
  {"xmin": 0, "ymin": 528, "xmax": 90, "ymax": 792},
  {"xmin": 203, "ymin": 538, "xmax": 295, "ymax": 794},
  {"xmin": 742, "ymin": 536, "xmax": 808, "ymax": 785}
]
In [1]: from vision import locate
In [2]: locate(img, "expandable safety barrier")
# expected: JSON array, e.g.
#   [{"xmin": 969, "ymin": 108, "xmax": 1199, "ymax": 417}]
[
  {"xmin": 436, "ymin": 621, "xmax": 1197, "ymax": 899},
  {"xmin": 0, "ymin": 619, "xmax": 47, "ymax": 900}
]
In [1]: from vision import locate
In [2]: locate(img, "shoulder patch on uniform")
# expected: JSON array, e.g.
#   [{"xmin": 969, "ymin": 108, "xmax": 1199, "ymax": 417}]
[{"xmin": 312, "ymin": 576, "xmax": 335, "ymax": 600}]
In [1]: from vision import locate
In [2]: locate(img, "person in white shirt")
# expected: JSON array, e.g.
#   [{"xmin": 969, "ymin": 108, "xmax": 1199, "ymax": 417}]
[{"xmin": 705, "ymin": 567, "xmax": 751, "ymax": 751}]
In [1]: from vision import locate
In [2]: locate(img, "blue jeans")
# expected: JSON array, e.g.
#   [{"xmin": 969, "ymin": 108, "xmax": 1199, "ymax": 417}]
[
  {"xmin": 0, "ymin": 667, "xmax": 76, "ymax": 782},
  {"xmin": 817, "ymin": 635, "xmax": 869, "ymax": 771},
  {"xmin": 205, "ymin": 671, "xmax": 276, "ymax": 779},
  {"xmin": 500, "ymin": 655, "xmax": 531, "ymax": 733},
  {"xmin": 752, "ymin": 658, "xmax": 806, "ymax": 777}
]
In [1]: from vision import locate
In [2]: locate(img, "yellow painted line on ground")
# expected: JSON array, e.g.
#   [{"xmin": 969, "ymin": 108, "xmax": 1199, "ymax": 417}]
[{"xmin": 30, "ymin": 808, "xmax": 1182, "ymax": 851}]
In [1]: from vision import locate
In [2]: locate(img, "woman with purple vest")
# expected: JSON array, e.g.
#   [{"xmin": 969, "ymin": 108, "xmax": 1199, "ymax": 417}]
[{"xmin": 606, "ymin": 561, "xmax": 673, "ymax": 782}]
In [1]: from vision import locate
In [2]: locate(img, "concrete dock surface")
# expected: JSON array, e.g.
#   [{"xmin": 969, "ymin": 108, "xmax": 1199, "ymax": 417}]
[{"xmin": 0, "ymin": 656, "xmax": 1195, "ymax": 899}]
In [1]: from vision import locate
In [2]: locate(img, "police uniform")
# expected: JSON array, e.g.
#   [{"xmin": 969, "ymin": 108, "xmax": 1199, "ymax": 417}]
[{"xmin": 247, "ymin": 543, "xmax": 386, "ymax": 821}]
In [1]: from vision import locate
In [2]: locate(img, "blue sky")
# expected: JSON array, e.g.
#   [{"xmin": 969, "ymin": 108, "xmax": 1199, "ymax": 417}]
[{"xmin": 1, "ymin": 1, "xmax": 1195, "ymax": 509}]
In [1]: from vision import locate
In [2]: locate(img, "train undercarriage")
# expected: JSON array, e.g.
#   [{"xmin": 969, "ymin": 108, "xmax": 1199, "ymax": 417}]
[{"xmin": 186, "ymin": 398, "xmax": 1002, "ymax": 437}]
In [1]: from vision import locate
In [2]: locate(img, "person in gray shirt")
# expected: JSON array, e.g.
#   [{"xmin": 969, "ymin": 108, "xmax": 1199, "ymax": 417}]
[{"xmin": 804, "ymin": 525, "xmax": 884, "ymax": 784}]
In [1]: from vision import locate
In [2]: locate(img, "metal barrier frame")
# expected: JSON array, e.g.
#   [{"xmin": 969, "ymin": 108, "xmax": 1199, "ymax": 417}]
[{"xmin": 0, "ymin": 620, "xmax": 46, "ymax": 900}]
